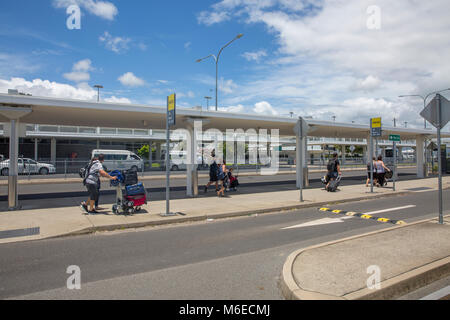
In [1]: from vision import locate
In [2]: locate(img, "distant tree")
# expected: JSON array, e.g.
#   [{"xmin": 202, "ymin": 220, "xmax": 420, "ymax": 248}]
[{"xmin": 137, "ymin": 144, "xmax": 150, "ymax": 160}]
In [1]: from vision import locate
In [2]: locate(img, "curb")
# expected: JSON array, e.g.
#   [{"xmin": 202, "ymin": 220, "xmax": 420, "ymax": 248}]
[
  {"xmin": 49, "ymin": 190, "xmax": 416, "ymax": 240},
  {"xmin": 280, "ymin": 215, "xmax": 450, "ymax": 300}
]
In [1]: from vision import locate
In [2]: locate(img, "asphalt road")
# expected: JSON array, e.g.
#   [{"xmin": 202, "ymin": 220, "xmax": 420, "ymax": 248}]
[
  {"xmin": 0, "ymin": 167, "xmax": 418, "ymax": 211},
  {"xmin": 0, "ymin": 189, "xmax": 448, "ymax": 300}
]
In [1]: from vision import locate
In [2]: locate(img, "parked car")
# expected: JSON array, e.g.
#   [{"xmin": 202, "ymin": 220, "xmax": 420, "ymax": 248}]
[
  {"xmin": 91, "ymin": 150, "xmax": 144, "ymax": 172},
  {"xmin": 0, "ymin": 158, "xmax": 56, "ymax": 176}
]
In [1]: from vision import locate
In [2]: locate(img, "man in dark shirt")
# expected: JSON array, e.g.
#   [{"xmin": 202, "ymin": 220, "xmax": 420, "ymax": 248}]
[{"xmin": 326, "ymin": 153, "xmax": 341, "ymax": 189}]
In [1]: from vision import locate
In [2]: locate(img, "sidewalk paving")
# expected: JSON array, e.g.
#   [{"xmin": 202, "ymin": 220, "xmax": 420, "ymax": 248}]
[
  {"xmin": 281, "ymin": 216, "xmax": 450, "ymax": 300},
  {"xmin": 0, "ymin": 176, "xmax": 448, "ymax": 245}
]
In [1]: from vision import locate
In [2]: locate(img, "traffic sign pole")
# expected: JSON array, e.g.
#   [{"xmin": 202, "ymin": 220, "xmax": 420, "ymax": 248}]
[
  {"xmin": 162, "ymin": 94, "xmax": 177, "ymax": 217},
  {"xmin": 437, "ymin": 94, "xmax": 443, "ymax": 224},
  {"xmin": 420, "ymin": 93, "xmax": 448, "ymax": 225},
  {"xmin": 393, "ymin": 141, "xmax": 396, "ymax": 191}
]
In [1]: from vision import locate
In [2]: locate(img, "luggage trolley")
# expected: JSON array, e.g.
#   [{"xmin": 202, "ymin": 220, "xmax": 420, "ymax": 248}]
[{"xmin": 110, "ymin": 169, "xmax": 147, "ymax": 215}]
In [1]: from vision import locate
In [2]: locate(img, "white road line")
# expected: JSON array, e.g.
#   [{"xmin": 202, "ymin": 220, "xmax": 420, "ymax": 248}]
[
  {"xmin": 282, "ymin": 205, "xmax": 416, "ymax": 230},
  {"xmin": 363, "ymin": 205, "xmax": 416, "ymax": 215},
  {"xmin": 282, "ymin": 217, "xmax": 351, "ymax": 230},
  {"xmin": 420, "ymin": 286, "xmax": 450, "ymax": 300}
]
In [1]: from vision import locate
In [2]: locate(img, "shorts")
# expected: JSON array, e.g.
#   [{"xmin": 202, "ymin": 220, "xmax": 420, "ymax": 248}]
[
  {"xmin": 86, "ymin": 183, "xmax": 99, "ymax": 202},
  {"xmin": 326, "ymin": 172, "xmax": 338, "ymax": 182},
  {"xmin": 209, "ymin": 174, "xmax": 218, "ymax": 182}
]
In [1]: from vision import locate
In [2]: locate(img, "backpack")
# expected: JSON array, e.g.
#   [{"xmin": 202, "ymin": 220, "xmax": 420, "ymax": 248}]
[
  {"xmin": 79, "ymin": 161, "xmax": 94, "ymax": 186},
  {"xmin": 209, "ymin": 161, "xmax": 218, "ymax": 178},
  {"xmin": 217, "ymin": 165, "xmax": 225, "ymax": 180},
  {"xmin": 327, "ymin": 159, "xmax": 337, "ymax": 173}
]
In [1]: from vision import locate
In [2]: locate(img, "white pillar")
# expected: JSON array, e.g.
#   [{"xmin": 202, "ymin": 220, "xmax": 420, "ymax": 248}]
[
  {"xmin": 342, "ymin": 145, "xmax": 346, "ymax": 165},
  {"xmin": 296, "ymin": 134, "xmax": 307, "ymax": 188},
  {"xmin": 8, "ymin": 119, "xmax": 19, "ymax": 209},
  {"xmin": 51, "ymin": 137, "xmax": 56, "ymax": 165},
  {"xmin": 366, "ymin": 135, "xmax": 374, "ymax": 162},
  {"xmin": 416, "ymin": 136, "xmax": 425, "ymax": 178},
  {"xmin": 186, "ymin": 124, "xmax": 198, "ymax": 197},
  {"xmin": 0, "ymin": 106, "xmax": 32, "ymax": 210},
  {"xmin": 156, "ymin": 142, "xmax": 162, "ymax": 162},
  {"xmin": 34, "ymin": 138, "xmax": 38, "ymax": 161}
]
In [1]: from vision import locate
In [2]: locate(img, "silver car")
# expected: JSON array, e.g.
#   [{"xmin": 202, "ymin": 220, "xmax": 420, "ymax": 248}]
[{"xmin": 0, "ymin": 158, "xmax": 56, "ymax": 176}]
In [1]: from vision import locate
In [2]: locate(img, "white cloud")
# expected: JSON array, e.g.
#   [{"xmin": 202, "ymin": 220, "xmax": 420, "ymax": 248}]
[
  {"xmin": 0, "ymin": 52, "xmax": 41, "ymax": 77},
  {"xmin": 99, "ymin": 32, "xmax": 131, "ymax": 54},
  {"xmin": 53, "ymin": 0, "xmax": 118, "ymax": 21},
  {"xmin": 218, "ymin": 104, "xmax": 245, "ymax": 113},
  {"xmin": 118, "ymin": 72, "xmax": 146, "ymax": 87},
  {"xmin": 63, "ymin": 71, "xmax": 90, "ymax": 82},
  {"xmin": 220, "ymin": 78, "xmax": 238, "ymax": 94},
  {"xmin": 0, "ymin": 77, "xmax": 134, "ymax": 104},
  {"xmin": 253, "ymin": 101, "xmax": 279, "ymax": 116},
  {"xmin": 241, "ymin": 50, "xmax": 267, "ymax": 62},
  {"xmin": 0, "ymin": 77, "xmax": 97, "ymax": 100},
  {"xmin": 199, "ymin": 0, "xmax": 450, "ymax": 128},
  {"xmin": 104, "ymin": 96, "xmax": 132, "ymax": 104},
  {"xmin": 73, "ymin": 59, "xmax": 93, "ymax": 72},
  {"xmin": 197, "ymin": 11, "xmax": 230, "ymax": 25},
  {"xmin": 354, "ymin": 75, "xmax": 381, "ymax": 92},
  {"xmin": 63, "ymin": 59, "xmax": 93, "ymax": 83}
]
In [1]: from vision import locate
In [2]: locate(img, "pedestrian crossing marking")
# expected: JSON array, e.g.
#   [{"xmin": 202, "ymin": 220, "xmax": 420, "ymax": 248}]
[{"xmin": 318, "ymin": 208, "xmax": 406, "ymax": 225}]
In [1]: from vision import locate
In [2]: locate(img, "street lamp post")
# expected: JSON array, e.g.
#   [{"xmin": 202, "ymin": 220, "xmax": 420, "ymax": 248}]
[
  {"xmin": 196, "ymin": 34, "xmax": 244, "ymax": 111},
  {"xmin": 399, "ymin": 88, "xmax": 450, "ymax": 128},
  {"xmin": 94, "ymin": 85, "xmax": 103, "ymax": 102},
  {"xmin": 204, "ymin": 96, "xmax": 212, "ymax": 111}
]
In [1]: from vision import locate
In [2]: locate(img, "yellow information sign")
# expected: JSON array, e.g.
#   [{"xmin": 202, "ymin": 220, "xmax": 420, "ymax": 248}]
[
  {"xmin": 167, "ymin": 93, "xmax": 176, "ymax": 127},
  {"xmin": 168, "ymin": 94, "xmax": 175, "ymax": 111},
  {"xmin": 371, "ymin": 117, "xmax": 381, "ymax": 128}
]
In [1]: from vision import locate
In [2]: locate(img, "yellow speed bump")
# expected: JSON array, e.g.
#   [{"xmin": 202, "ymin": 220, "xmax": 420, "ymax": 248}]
[
  {"xmin": 377, "ymin": 218, "xmax": 390, "ymax": 223},
  {"xmin": 319, "ymin": 208, "xmax": 330, "ymax": 212},
  {"xmin": 361, "ymin": 214, "xmax": 372, "ymax": 220}
]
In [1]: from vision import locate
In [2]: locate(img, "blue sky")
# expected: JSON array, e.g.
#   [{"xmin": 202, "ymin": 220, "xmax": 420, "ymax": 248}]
[{"xmin": 1, "ymin": 0, "xmax": 450, "ymax": 129}]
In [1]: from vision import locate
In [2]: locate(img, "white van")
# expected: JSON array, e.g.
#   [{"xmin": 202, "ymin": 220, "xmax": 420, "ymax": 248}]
[{"xmin": 91, "ymin": 150, "xmax": 143, "ymax": 172}]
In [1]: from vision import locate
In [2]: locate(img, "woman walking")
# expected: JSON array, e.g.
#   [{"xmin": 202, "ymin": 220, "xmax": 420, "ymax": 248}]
[{"xmin": 375, "ymin": 155, "xmax": 391, "ymax": 187}]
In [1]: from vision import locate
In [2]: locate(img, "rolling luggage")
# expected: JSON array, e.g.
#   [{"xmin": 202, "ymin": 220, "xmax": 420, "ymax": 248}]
[
  {"xmin": 326, "ymin": 175, "xmax": 341, "ymax": 192},
  {"xmin": 123, "ymin": 169, "xmax": 138, "ymax": 186},
  {"xmin": 125, "ymin": 182, "xmax": 146, "ymax": 196}
]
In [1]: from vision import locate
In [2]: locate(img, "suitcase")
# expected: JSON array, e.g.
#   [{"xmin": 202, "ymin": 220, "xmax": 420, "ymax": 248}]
[
  {"xmin": 123, "ymin": 169, "xmax": 138, "ymax": 186},
  {"xmin": 125, "ymin": 183, "xmax": 146, "ymax": 196},
  {"xmin": 326, "ymin": 176, "xmax": 341, "ymax": 192},
  {"xmin": 125, "ymin": 194, "xmax": 147, "ymax": 207}
]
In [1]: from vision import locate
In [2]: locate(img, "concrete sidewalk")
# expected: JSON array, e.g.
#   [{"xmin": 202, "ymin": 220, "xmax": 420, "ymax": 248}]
[
  {"xmin": 280, "ymin": 216, "xmax": 450, "ymax": 300},
  {"xmin": 0, "ymin": 176, "xmax": 449, "ymax": 245}
]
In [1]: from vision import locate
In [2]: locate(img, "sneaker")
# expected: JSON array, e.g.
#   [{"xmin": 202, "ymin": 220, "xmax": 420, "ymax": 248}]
[{"xmin": 80, "ymin": 202, "xmax": 88, "ymax": 214}]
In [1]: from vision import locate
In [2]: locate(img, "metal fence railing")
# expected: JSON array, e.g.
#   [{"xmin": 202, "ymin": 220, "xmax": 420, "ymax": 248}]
[{"xmin": 0, "ymin": 156, "xmax": 421, "ymax": 180}]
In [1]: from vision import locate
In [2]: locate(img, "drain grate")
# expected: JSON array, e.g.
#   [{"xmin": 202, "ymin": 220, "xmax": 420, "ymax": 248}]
[
  {"xmin": 406, "ymin": 187, "xmax": 433, "ymax": 191},
  {"xmin": 0, "ymin": 227, "xmax": 40, "ymax": 240}
]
